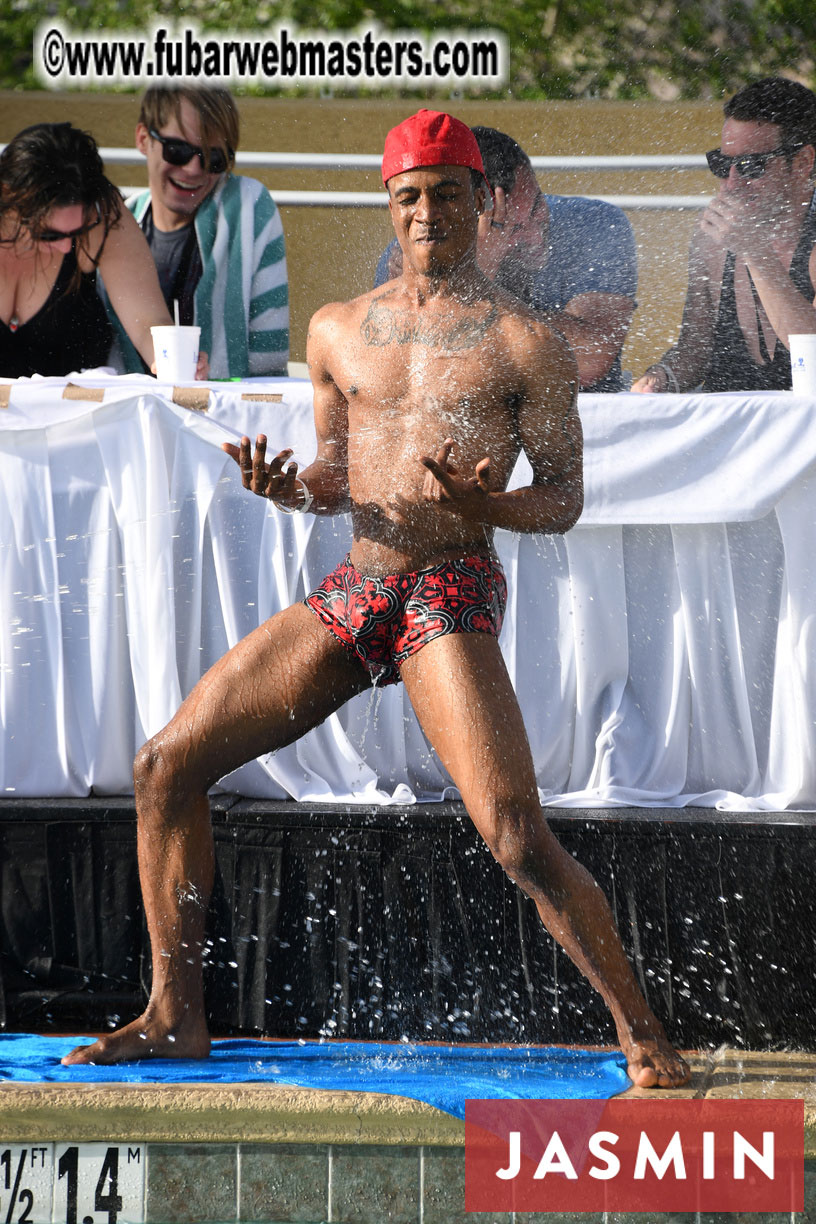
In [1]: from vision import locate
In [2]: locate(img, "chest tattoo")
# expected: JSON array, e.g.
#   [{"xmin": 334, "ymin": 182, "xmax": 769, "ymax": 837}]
[{"xmin": 360, "ymin": 300, "xmax": 498, "ymax": 351}]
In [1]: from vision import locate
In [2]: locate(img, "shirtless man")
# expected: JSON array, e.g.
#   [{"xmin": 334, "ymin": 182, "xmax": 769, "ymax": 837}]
[
  {"xmin": 376, "ymin": 124, "xmax": 637, "ymax": 392},
  {"xmin": 633, "ymin": 77, "xmax": 816, "ymax": 393},
  {"xmin": 64, "ymin": 109, "xmax": 688, "ymax": 1088}
]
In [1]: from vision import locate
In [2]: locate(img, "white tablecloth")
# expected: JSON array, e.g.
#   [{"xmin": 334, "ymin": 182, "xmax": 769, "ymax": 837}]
[{"xmin": 1, "ymin": 374, "xmax": 815, "ymax": 810}]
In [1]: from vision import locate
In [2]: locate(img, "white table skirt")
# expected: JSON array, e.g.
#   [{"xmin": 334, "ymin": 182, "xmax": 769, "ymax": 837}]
[{"xmin": 1, "ymin": 373, "xmax": 814, "ymax": 810}]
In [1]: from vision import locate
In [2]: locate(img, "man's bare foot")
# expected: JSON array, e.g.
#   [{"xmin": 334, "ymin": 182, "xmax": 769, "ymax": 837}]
[
  {"xmin": 622, "ymin": 1034, "xmax": 691, "ymax": 1089},
  {"xmin": 61, "ymin": 1010, "xmax": 211, "ymax": 1066}
]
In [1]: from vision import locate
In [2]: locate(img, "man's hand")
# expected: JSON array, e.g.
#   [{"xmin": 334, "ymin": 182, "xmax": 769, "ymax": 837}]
[
  {"xmin": 699, "ymin": 193, "xmax": 767, "ymax": 261},
  {"xmin": 476, "ymin": 186, "xmax": 510, "ymax": 279},
  {"xmin": 419, "ymin": 438, "xmax": 492, "ymax": 520},
  {"xmin": 632, "ymin": 366, "xmax": 671, "ymax": 393},
  {"xmin": 222, "ymin": 434, "xmax": 302, "ymax": 506}
]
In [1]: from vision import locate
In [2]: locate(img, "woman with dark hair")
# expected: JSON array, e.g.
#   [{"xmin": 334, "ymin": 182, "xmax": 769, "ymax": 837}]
[{"xmin": 0, "ymin": 122, "xmax": 174, "ymax": 377}]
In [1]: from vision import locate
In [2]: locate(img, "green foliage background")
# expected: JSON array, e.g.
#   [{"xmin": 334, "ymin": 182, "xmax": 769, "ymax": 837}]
[{"xmin": 2, "ymin": 0, "xmax": 815, "ymax": 96}]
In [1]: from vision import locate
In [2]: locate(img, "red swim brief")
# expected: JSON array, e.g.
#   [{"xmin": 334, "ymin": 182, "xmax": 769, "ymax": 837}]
[{"xmin": 304, "ymin": 553, "xmax": 507, "ymax": 686}]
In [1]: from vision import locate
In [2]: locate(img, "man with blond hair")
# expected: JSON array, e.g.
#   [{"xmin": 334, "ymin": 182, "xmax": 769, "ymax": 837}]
[{"xmin": 108, "ymin": 86, "xmax": 289, "ymax": 378}]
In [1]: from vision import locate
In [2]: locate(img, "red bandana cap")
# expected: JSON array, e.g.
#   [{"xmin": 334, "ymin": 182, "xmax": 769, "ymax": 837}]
[{"xmin": 382, "ymin": 109, "xmax": 486, "ymax": 186}]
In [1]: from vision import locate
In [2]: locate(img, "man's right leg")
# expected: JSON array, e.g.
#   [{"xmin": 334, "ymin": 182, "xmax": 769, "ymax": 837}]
[
  {"xmin": 400, "ymin": 632, "xmax": 689, "ymax": 1088},
  {"xmin": 63, "ymin": 603, "xmax": 370, "ymax": 1064}
]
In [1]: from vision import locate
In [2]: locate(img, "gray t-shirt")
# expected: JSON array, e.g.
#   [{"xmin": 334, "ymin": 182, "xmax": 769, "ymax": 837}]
[{"xmin": 141, "ymin": 209, "xmax": 202, "ymax": 326}]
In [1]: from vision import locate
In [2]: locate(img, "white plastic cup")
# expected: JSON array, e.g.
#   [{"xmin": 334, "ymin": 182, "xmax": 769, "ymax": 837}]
[
  {"xmin": 789, "ymin": 334, "xmax": 816, "ymax": 395},
  {"xmin": 151, "ymin": 325, "xmax": 201, "ymax": 382}
]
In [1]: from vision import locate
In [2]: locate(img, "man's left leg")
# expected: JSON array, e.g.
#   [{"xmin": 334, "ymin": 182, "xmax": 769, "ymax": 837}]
[{"xmin": 399, "ymin": 632, "xmax": 689, "ymax": 1088}]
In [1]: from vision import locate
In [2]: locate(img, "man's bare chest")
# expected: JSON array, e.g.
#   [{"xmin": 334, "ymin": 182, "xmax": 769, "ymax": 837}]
[
  {"xmin": 359, "ymin": 292, "xmax": 500, "ymax": 353},
  {"xmin": 340, "ymin": 354, "xmax": 516, "ymax": 440},
  {"xmin": 331, "ymin": 294, "xmax": 523, "ymax": 439},
  {"xmin": 336, "ymin": 327, "xmax": 515, "ymax": 415}
]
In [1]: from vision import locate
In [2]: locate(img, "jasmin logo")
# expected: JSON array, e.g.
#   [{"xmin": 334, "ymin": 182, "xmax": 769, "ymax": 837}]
[
  {"xmin": 496, "ymin": 1123, "xmax": 775, "ymax": 1181},
  {"xmin": 465, "ymin": 1098, "xmax": 803, "ymax": 1212}
]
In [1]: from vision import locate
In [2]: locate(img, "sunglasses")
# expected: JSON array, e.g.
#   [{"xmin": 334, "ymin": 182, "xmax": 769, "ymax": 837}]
[
  {"xmin": 149, "ymin": 128, "xmax": 231, "ymax": 175},
  {"xmin": 35, "ymin": 208, "xmax": 101, "ymax": 244},
  {"xmin": 705, "ymin": 145, "xmax": 800, "ymax": 180}
]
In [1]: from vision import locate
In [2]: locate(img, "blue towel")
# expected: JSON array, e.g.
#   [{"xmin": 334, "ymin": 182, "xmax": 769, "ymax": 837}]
[{"xmin": 0, "ymin": 1034, "xmax": 629, "ymax": 1120}]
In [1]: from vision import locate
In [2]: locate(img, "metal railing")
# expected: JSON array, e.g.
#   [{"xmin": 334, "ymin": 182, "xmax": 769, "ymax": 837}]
[
  {"xmin": 100, "ymin": 148, "xmax": 709, "ymax": 170},
  {"xmin": 101, "ymin": 146, "xmax": 713, "ymax": 210},
  {"xmin": 0, "ymin": 141, "xmax": 711, "ymax": 208}
]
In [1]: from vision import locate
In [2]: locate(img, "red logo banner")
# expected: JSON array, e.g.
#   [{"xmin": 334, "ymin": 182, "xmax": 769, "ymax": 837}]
[{"xmin": 465, "ymin": 1098, "xmax": 803, "ymax": 1213}]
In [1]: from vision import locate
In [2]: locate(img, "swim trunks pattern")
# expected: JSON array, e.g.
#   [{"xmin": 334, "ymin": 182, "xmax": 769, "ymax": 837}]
[{"xmin": 305, "ymin": 554, "xmax": 507, "ymax": 686}]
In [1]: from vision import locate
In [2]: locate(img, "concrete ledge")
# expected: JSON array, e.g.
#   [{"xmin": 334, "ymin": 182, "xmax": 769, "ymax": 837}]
[
  {"xmin": 622, "ymin": 1047, "xmax": 816, "ymax": 1156},
  {"xmin": 0, "ymin": 1081, "xmax": 463, "ymax": 1146},
  {"xmin": 4, "ymin": 1047, "xmax": 816, "ymax": 1151}
]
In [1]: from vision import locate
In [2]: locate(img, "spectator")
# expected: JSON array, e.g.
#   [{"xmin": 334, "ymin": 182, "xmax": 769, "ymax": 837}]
[
  {"xmin": 109, "ymin": 87, "xmax": 289, "ymax": 379},
  {"xmin": 0, "ymin": 122, "xmax": 172, "ymax": 378},
  {"xmin": 633, "ymin": 77, "xmax": 816, "ymax": 393},
  {"xmin": 375, "ymin": 124, "xmax": 637, "ymax": 391}
]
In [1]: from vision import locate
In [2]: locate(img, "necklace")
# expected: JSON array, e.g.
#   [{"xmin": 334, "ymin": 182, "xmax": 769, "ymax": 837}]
[{"xmin": 9, "ymin": 313, "xmax": 19, "ymax": 333}]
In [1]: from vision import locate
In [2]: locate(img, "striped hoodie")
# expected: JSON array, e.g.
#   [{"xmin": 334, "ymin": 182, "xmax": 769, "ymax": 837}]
[{"xmin": 113, "ymin": 173, "xmax": 289, "ymax": 378}]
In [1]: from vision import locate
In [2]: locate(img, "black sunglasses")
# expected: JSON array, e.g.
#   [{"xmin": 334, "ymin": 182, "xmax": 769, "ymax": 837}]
[
  {"xmin": 36, "ymin": 207, "xmax": 101, "ymax": 244},
  {"xmin": 705, "ymin": 145, "xmax": 800, "ymax": 180},
  {"xmin": 149, "ymin": 128, "xmax": 231, "ymax": 174}
]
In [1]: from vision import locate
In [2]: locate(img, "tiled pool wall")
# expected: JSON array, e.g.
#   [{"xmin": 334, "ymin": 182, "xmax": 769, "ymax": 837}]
[
  {"xmin": 135, "ymin": 1142, "xmax": 816, "ymax": 1222},
  {"xmin": 142, "ymin": 1140, "xmax": 465, "ymax": 1222},
  {"xmin": 4, "ymin": 1138, "xmax": 813, "ymax": 1223}
]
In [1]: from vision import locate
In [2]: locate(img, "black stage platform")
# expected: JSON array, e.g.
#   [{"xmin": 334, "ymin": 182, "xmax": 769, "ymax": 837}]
[{"xmin": 1, "ymin": 799, "xmax": 814, "ymax": 1050}]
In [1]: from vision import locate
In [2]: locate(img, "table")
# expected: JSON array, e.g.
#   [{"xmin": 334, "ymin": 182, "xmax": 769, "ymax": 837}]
[{"xmin": 1, "ymin": 374, "xmax": 815, "ymax": 809}]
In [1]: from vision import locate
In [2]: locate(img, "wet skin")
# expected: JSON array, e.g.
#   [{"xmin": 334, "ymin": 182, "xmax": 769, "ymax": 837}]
[{"xmin": 63, "ymin": 163, "xmax": 689, "ymax": 1088}]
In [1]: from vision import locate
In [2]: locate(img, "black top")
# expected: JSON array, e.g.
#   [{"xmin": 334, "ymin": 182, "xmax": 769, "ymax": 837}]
[
  {"xmin": 702, "ymin": 203, "xmax": 816, "ymax": 392},
  {"xmin": 0, "ymin": 249, "xmax": 113, "ymax": 378}
]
